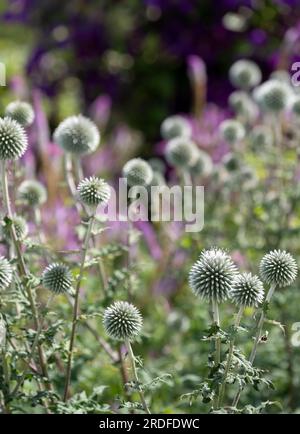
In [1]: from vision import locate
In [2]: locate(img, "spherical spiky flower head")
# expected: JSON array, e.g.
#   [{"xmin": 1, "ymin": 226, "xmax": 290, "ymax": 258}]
[
  {"xmin": 5, "ymin": 101, "xmax": 35, "ymax": 127},
  {"xmin": 18, "ymin": 179, "xmax": 47, "ymax": 207},
  {"xmin": 77, "ymin": 176, "xmax": 110, "ymax": 208},
  {"xmin": 190, "ymin": 150, "xmax": 213, "ymax": 177},
  {"xmin": 1, "ymin": 215, "xmax": 28, "ymax": 241},
  {"xmin": 53, "ymin": 115, "xmax": 100, "ymax": 155},
  {"xmin": 122, "ymin": 158, "xmax": 153, "ymax": 187},
  {"xmin": 259, "ymin": 250, "xmax": 298, "ymax": 287},
  {"xmin": 189, "ymin": 248, "xmax": 238, "ymax": 302},
  {"xmin": 160, "ymin": 115, "xmax": 192, "ymax": 140},
  {"xmin": 103, "ymin": 301, "xmax": 143, "ymax": 341},
  {"xmin": 222, "ymin": 153, "xmax": 240, "ymax": 172},
  {"xmin": 229, "ymin": 60, "xmax": 262, "ymax": 90},
  {"xmin": 0, "ymin": 117, "xmax": 28, "ymax": 160},
  {"xmin": 230, "ymin": 273, "xmax": 264, "ymax": 307},
  {"xmin": 254, "ymin": 80, "xmax": 291, "ymax": 113},
  {"xmin": 219, "ymin": 119, "xmax": 245, "ymax": 144},
  {"xmin": 165, "ymin": 137, "xmax": 198, "ymax": 168},
  {"xmin": 42, "ymin": 263, "xmax": 73, "ymax": 294},
  {"xmin": 0, "ymin": 257, "xmax": 13, "ymax": 291},
  {"xmin": 291, "ymin": 96, "xmax": 300, "ymax": 116},
  {"xmin": 250, "ymin": 125, "xmax": 273, "ymax": 149}
]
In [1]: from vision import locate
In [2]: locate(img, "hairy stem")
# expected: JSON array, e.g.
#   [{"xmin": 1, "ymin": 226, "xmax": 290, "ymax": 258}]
[
  {"xmin": 0, "ymin": 160, "xmax": 51, "ymax": 390},
  {"xmin": 232, "ymin": 284, "xmax": 277, "ymax": 408},
  {"xmin": 63, "ymin": 214, "xmax": 95, "ymax": 401},
  {"xmin": 218, "ymin": 306, "xmax": 244, "ymax": 407},
  {"xmin": 211, "ymin": 298, "xmax": 221, "ymax": 409},
  {"xmin": 125, "ymin": 338, "xmax": 151, "ymax": 414}
]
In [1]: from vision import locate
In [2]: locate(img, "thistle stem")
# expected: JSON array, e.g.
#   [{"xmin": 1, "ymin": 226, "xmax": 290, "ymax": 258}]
[
  {"xmin": 125, "ymin": 338, "xmax": 151, "ymax": 414},
  {"xmin": 0, "ymin": 160, "xmax": 51, "ymax": 390},
  {"xmin": 211, "ymin": 298, "xmax": 221, "ymax": 409},
  {"xmin": 232, "ymin": 283, "xmax": 277, "ymax": 408},
  {"xmin": 218, "ymin": 306, "xmax": 244, "ymax": 407},
  {"xmin": 11, "ymin": 294, "xmax": 54, "ymax": 399},
  {"xmin": 63, "ymin": 214, "xmax": 95, "ymax": 401}
]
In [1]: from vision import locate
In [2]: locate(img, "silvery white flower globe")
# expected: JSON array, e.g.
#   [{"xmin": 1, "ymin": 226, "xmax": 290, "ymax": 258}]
[
  {"xmin": 103, "ymin": 301, "xmax": 143, "ymax": 341},
  {"xmin": 0, "ymin": 257, "xmax": 13, "ymax": 291},
  {"xmin": 189, "ymin": 248, "xmax": 238, "ymax": 302},
  {"xmin": 229, "ymin": 59, "xmax": 262, "ymax": 90},
  {"xmin": 122, "ymin": 158, "xmax": 153, "ymax": 187},
  {"xmin": 5, "ymin": 101, "xmax": 35, "ymax": 127},
  {"xmin": 77, "ymin": 176, "xmax": 111, "ymax": 207},
  {"xmin": 53, "ymin": 115, "xmax": 100, "ymax": 155},
  {"xmin": 1, "ymin": 214, "xmax": 28, "ymax": 241},
  {"xmin": 250, "ymin": 125, "xmax": 273, "ymax": 149},
  {"xmin": 259, "ymin": 250, "xmax": 298, "ymax": 287},
  {"xmin": 219, "ymin": 119, "xmax": 245, "ymax": 144},
  {"xmin": 42, "ymin": 263, "xmax": 73, "ymax": 294},
  {"xmin": 190, "ymin": 150, "xmax": 213, "ymax": 177},
  {"xmin": 165, "ymin": 137, "xmax": 198, "ymax": 168},
  {"xmin": 253, "ymin": 80, "xmax": 291, "ymax": 113},
  {"xmin": 0, "ymin": 117, "xmax": 28, "ymax": 160},
  {"xmin": 161, "ymin": 115, "xmax": 192, "ymax": 140},
  {"xmin": 230, "ymin": 273, "xmax": 264, "ymax": 307},
  {"xmin": 18, "ymin": 179, "xmax": 47, "ymax": 207}
]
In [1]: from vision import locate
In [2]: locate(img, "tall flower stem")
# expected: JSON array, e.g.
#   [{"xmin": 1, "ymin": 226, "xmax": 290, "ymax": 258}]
[
  {"xmin": 11, "ymin": 294, "xmax": 54, "ymax": 399},
  {"xmin": 63, "ymin": 214, "xmax": 95, "ymax": 402},
  {"xmin": 0, "ymin": 160, "xmax": 51, "ymax": 390},
  {"xmin": 125, "ymin": 338, "xmax": 151, "ymax": 414},
  {"xmin": 232, "ymin": 283, "xmax": 277, "ymax": 408},
  {"xmin": 218, "ymin": 306, "xmax": 244, "ymax": 407},
  {"xmin": 211, "ymin": 298, "xmax": 221, "ymax": 409}
]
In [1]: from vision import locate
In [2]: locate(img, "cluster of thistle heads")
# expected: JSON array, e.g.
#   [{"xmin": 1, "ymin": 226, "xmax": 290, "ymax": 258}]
[{"xmin": 189, "ymin": 248, "xmax": 298, "ymax": 308}]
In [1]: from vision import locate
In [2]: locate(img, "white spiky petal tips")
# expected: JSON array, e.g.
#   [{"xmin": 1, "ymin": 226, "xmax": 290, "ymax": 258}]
[
  {"xmin": 165, "ymin": 137, "xmax": 198, "ymax": 168},
  {"xmin": 219, "ymin": 119, "xmax": 245, "ymax": 144},
  {"xmin": 77, "ymin": 176, "xmax": 111, "ymax": 208},
  {"xmin": 42, "ymin": 263, "xmax": 73, "ymax": 294},
  {"xmin": 189, "ymin": 248, "xmax": 238, "ymax": 302},
  {"xmin": 0, "ymin": 257, "xmax": 13, "ymax": 291},
  {"xmin": 18, "ymin": 179, "xmax": 47, "ymax": 207},
  {"xmin": 230, "ymin": 273, "xmax": 264, "ymax": 308},
  {"xmin": 5, "ymin": 101, "xmax": 35, "ymax": 127},
  {"xmin": 122, "ymin": 158, "xmax": 153, "ymax": 187},
  {"xmin": 53, "ymin": 115, "xmax": 100, "ymax": 155},
  {"xmin": 0, "ymin": 117, "xmax": 28, "ymax": 160},
  {"xmin": 254, "ymin": 80, "xmax": 291, "ymax": 113},
  {"xmin": 103, "ymin": 301, "xmax": 143, "ymax": 341},
  {"xmin": 160, "ymin": 115, "xmax": 192, "ymax": 140},
  {"xmin": 259, "ymin": 250, "xmax": 298, "ymax": 287},
  {"xmin": 229, "ymin": 59, "xmax": 262, "ymax": 90}
]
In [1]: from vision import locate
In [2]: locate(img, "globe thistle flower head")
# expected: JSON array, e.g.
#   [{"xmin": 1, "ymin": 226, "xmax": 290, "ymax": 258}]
[
  {"xmin": 42, "ymin": 263, "xmax": 73, "ymax": 294},
  {"xmin": 291, "ymin": 95, "xmax": 300, "ymax": 116},
  {"xmin": 161, "ymin": 115, "xmax": 192, "ymax": 140},
  {"xmin": 148, "ymin": 157, "xmax": 166, "ymax": 174},
  {"xmin": 230, "ymin": 273, "xmax": 264, "ymax": 307},
  {"xmin": 150, "ymin": 171, "xmax": 166, "ymax": 187},
  {"xmin": 122, "ymin": 158, "xmax": 153, "ymax": 187},
  {"xmin": 0, "ymin": 117, "xmax": 28, "ymax": 160},
  {"xmin": 229, "ymin": 60, "xmax": 262, "ymax": 90},
  {"xmin": 103, "ymin": 301, "xmax": 143, "ymax": 341},
  {"xmin": 18, "ymin": 179, "xmax": 47, "ymax": 207},
  {"xmin": 250, "ymin": 125, "xmax": 273, "ymax": 149},
  {"xmin": 165, "ymin": 137, "xmax": 198, "ymax": 168},
  {"xmin": 219, "ymin": 119, "xmax": 245, "ymax": 144},
  {"xmin": 190, "ymin": 150, "xmax": 213, "ymax": 177},
  {"xmin": 53, "ymin": 115, "xmax": 100, "ymax": 155},
  {"xmin": 222, "ymin": 153, "xmax": 240, "ymax": 172},
  {"xmin": 228, "ymin": 91, "xmax": 258, "ymax": 121},
  {"xmin": 189, "ymin": 248, "xmax": 238, "ymax": 302},
  {"xmin": 259, "ymin": 250, "xmax": 298, "ymax": 287},
  {"xmin": 5, "ymin": 101, "xmax": 35, "ymax": 127},
  {"xmin": 0, "ymin": 257, "xmax": 13, "ymax": 291},
  {"xmin": 1, "ymin": 214, "xmax": 28, "ymax": 241},
  {"xmin": 254, "ymin": 80, "xmax": 291, "ymax": 113},
  {"xmin": 77, "ymin": 176, "xmax": 110, "ymax": 208}
]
